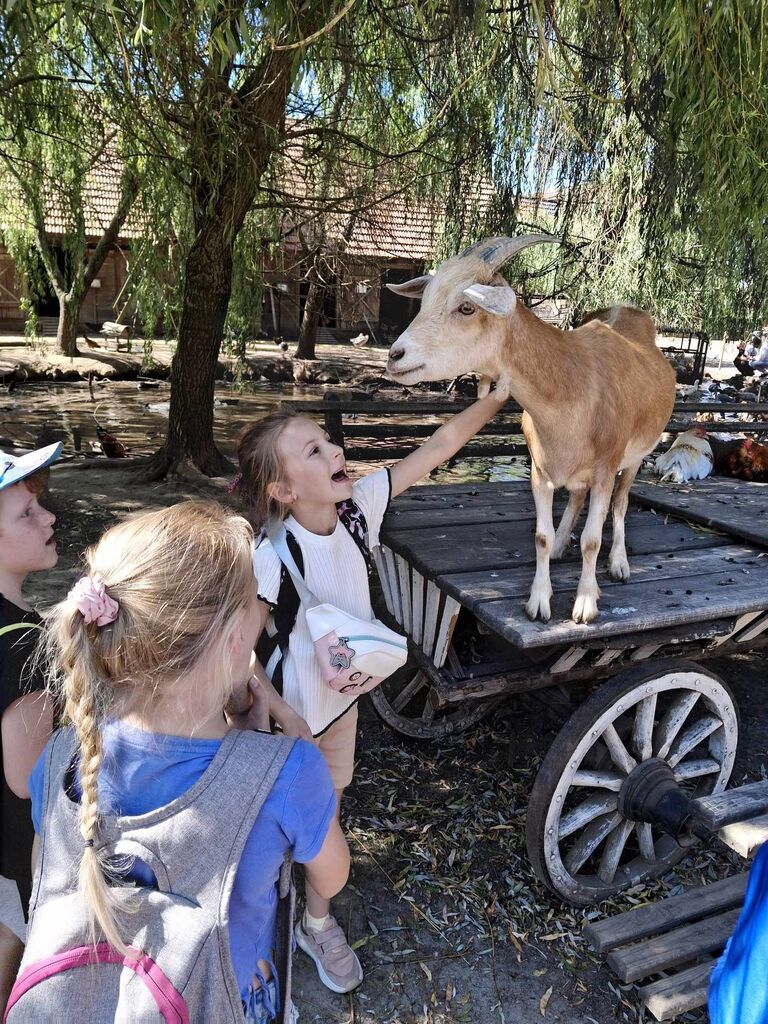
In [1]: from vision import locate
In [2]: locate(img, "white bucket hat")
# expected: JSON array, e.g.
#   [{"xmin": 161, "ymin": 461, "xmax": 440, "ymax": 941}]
[{"xmin": 0, "ymin": 442, "xmax": 62, "ymax": 492}]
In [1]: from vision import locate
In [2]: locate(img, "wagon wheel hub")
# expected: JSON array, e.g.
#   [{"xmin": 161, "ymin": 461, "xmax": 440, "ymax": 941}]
[{"xmin": 618, "ymin": 757, "xmax": 698, "ymax": 838}]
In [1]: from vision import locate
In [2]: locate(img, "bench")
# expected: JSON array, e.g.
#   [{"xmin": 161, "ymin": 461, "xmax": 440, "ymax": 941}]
[
  {"xmin": 286, "ymin": 396, "xmax": 768, "ymax": 463},
  {"xmin": 100, "ymin": 321, "xmax": 132, "ymax": 352},
  {"xmin": 585, "ymin": 779, "xmax": 768, "ymax": 1020}
]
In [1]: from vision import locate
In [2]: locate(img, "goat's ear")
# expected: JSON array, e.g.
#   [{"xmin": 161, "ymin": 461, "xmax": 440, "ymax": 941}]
[
  {"xmin": 386, "ymin": 275, "xmax": 431, "ymax": 298},
  {"xmin": 463, "ymin": 284, "xmax": 517, "ymax": 316}
]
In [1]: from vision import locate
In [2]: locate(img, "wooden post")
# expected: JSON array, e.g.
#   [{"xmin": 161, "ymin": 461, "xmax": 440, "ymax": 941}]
[{"xmin": 323, "ymin": 392, "xmax": 344, "ymax": 450}]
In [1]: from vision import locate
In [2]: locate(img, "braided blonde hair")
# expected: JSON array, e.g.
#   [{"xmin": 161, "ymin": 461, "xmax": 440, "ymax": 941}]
[{"xmin": 44, "ymin": 501, "xmax": 254, "ymax": 954}]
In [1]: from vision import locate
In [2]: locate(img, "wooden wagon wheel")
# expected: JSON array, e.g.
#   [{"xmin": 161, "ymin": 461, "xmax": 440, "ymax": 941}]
[
  {"xmin": 526, "ymin": 659, "xmax": 739, "ymax": 905},
  {"xmin": 370, "ymin": 662, "xmax": 501, "ymax": 740}
]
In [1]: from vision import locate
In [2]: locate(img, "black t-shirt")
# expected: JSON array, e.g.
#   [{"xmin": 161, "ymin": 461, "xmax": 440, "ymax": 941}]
[{"xmin": 0, "ymin": 595, "xmax": 44, "ymax": 914}]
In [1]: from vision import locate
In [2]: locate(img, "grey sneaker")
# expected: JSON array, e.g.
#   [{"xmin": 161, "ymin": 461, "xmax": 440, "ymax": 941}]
[{"xmin": 294, "ymin": 915, "xmax": 363, "ymax": 994}]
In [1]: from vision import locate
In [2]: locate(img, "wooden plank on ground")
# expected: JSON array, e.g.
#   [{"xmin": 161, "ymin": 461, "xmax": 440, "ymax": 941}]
[
  {"xmin": 638, "ymin": 961, "xmax": 714, "ymax": 1022},
  {"xmin": 584, "ymin": 873, "xmax": 747, "ymax": 953},
  {"xmin": 693, "ymin": 779, "xmax": 768, "ymax": 830},
  {"xmin": 633, "ymin": 480, "xmax": 768, "ymax": 549},
  {"xmin": 606, "ymin": 907, "xmax": 742, "ymax": 983},
  {"xmin": 473, "ymin": 561, "xmax": 768, "ymax": 648},
  {"xmin": 719, "ymin": 813, "xmax": 768, "ymax": 858}
]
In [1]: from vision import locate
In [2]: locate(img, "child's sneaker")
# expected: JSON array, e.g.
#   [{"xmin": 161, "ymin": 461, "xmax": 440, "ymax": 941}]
[{"xmin": 294, "ymin": 914, "xmax": 363, "ymax": 993}]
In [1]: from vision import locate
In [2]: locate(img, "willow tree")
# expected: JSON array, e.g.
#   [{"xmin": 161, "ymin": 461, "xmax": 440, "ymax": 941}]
[
  {"xmin": 75, "ymin": 0, "xmax": 507, "ymax": 475},
  {"xmin": 461, "ymin": 1, "xmax": 768, "ymax": 337},
  {"xmin": 0, "ymin": 10, "xmax": 141, "ymax": 356}
]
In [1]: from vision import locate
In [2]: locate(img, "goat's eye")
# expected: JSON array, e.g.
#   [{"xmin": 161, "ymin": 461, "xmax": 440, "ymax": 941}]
[{"xmin": 458, "ymin": 302, "xmax": 475, "ymax": 316}]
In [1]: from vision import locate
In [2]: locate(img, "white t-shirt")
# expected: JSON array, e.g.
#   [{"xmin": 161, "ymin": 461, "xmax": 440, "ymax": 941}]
[{"xmin": 253, "ymin": 468, "xmax": 392, "ymax": 735}]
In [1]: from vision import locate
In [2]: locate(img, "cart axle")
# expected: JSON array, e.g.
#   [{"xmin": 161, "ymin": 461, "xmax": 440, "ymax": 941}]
[{"xmin": 619, "ymin": 758, "xmax": 710, "ymax": 840}]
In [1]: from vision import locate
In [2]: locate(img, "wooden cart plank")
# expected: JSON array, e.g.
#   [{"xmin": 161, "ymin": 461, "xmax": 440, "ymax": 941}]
[
  {"xmin": 718, "ymin": 813, "xmax": 768, "ymax": 858},
  {"xmin": 584, "ymin": 873, "xmax": 748, "ymax": 953},
  {"xmin": 471, "ymin": 563, "xmax": 768, "ymax": 648},
  {"xmin": 381, "ymin": 511, "xmax": 729, "ymax": 579},
  {"xmin": 437, "ymin": 544, "xmax": 760, "ymax": 608},
  {"xmin": 693, "ymin": 779, "xmax": 768, "ymax": 830},
  {"xmin": 633, "ymin": 480, "xmax": 768, "ymax": 548},
  {"xmin": 639, "ymin": 961, "xmax": 714, "ymax": 1022},
  {"xmin": 606, "ymin": 907, "xmax": 742, "ymax": 983}
]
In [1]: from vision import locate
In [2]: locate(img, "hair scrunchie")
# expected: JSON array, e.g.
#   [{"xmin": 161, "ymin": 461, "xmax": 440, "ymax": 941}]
[{"xmin": 68, "ymin": 575, "xmax": 119, "ymax": 627}]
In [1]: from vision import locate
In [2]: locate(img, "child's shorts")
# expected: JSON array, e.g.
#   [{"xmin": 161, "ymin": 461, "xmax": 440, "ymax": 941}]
[{"xmin": 316, "ymin": 705, "xmax": 358, "ymax": 790}]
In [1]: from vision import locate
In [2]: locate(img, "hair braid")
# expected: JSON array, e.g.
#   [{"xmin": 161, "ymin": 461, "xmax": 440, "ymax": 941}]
[{"xmin": 65, "ymin": 659, "xmax": 134, "ymax": 956}]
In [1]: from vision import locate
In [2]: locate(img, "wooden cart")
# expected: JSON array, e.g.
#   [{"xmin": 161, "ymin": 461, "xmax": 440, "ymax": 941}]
[{"xmin": 373, "ymin": 475, "xmax": 768, "ymax": 905}]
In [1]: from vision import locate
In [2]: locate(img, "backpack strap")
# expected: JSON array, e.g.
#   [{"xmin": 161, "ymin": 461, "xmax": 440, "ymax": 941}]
[
  {"xmin": 255, "ymin": 532, "xmax": 303, "ymax": 696},
  {"xmin": 0, "ymin": 621, "xmax": 42, "ymax": 639}
]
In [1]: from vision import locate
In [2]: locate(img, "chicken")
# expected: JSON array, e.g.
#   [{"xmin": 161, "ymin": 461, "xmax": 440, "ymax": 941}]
[
  {"xmin": 655, "ymin": 428, "xmax": 768, "ymax": 484},
  {"xmin": 654, "ymin": 428, "xmax": 714, "ymax": 483},
  {"xmin": 350, "ymin": 333, "xmax": 369, "ymax": 347},
  {"xmin": 710, "ymin": 435, "xmax": 768, "ymax": 482},
  {"xmin": 96, "ymin": 425, "xmax": 127, "ymax": 458}
]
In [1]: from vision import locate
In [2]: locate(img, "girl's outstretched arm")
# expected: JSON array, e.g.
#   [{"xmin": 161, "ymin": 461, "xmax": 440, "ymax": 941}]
[{"xmin": 389, "ymin": 391, "xmax": 508, "ymax": 498}]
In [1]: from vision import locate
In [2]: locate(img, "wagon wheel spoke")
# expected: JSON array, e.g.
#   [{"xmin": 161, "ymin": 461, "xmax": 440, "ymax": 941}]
[
  {"xmin": 654, "ymin": 691, "xmax": 700, "ymax": 760},
  {"xmin": 598, "ymin": 820, "xmax": 635, "ymax": 884},
  {"xmin": 563, "ymin": 812, "xmax": 623, "ymax": 875},
  {"xmin": 632, "ymin": 693, "xmax": 657, "ymax": 762},
  {"xmin": 558, "ymin": 794, "xmax": 619, "ymax": 840},
  {"xmin": 602, "ymin": 723, "xmax": 637, "ymax": 775},
  {"xmin": 391, "ymin": 672, "xmax": 428, "ymax": 713},
  {"xmin": 636, "ymin": 822, "xmax": 656, "ymax": 861},
  {"xmin": 667, "ymin": 714, "xmax": 723, "ymax": 768},
  {"xmin": 571, "ymin": 770, "xmax": 624, "ymax": 791},
  {"xmin": 421, "ymin": 697, "xmax": 436, "ymax": 726},
  {"xmin": 673, "ymin": 757, "xmax": 721, "ymax": 781}
]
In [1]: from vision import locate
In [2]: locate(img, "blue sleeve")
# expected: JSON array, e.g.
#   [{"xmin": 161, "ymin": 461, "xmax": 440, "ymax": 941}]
[
  {"xmin": 279, "ymin": 740, "xmax": 336, "ymax": 862},
  {"xmin": 709, "ymin": 842, "xmax": 768, "ymax": 1024},
  {"xmin": 28, "ymin": 748, "xmax": 47, "ymax": 834}
]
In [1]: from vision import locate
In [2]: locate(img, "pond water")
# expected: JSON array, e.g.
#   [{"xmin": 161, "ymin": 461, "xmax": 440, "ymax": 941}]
[{"xmin": 0, "ymin": 380, "xmax": 530, "ymax": 484}]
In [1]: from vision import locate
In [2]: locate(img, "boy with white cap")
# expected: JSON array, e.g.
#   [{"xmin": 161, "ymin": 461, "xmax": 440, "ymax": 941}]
[{"xmin": 0, "ymin": 442, "xmax": 61, "ymax": 1009}]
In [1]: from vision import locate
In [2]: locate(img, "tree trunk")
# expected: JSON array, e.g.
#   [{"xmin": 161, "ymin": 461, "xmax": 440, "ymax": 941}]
[
  {"xmin": 57, "ymin": 292, "xmax": 81, "ymax": 356},
  {"xmin": 144, "ymin": 221, "xmax": 236, "ymax": 478},
  {"xmin": 295, "ymin": 263, "xmax": 326, "ymax": 360}
]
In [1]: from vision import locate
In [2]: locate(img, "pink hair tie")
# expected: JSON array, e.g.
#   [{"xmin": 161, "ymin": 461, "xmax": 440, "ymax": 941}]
[
  {"xmin": 226, "ymin": 472, "xmax": 243, "ymax": 496},
  {"xmin": 69, "ymin": 575, "xmax": 119, "ymax": 627}
]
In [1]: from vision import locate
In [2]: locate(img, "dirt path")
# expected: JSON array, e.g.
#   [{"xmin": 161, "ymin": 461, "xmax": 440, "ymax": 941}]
[{"xmin": 21, "ymin": 462, "xmax": 767, "ymax": 1024}]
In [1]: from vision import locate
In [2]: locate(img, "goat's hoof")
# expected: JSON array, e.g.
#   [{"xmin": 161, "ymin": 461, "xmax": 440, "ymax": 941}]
[
  {"xmin": 525, "ymin": 592, "xmax": 552, "ymax": 622},
  {"xmin": 571, "ymin": 593, "xmax": 599, "ymax": 623},
  {"xmin": 608, "ymin": 556, "xmax": 631, "ymax": 581},
  {"xmin": 550, "ymin": 542, "xmax": 567, "ymax": 561}
]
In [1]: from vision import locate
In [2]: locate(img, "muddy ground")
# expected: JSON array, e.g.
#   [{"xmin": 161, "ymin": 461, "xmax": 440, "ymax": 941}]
[{"xmin": 18, "ymin": 460, "xmax": 767, "ymax": 1024}]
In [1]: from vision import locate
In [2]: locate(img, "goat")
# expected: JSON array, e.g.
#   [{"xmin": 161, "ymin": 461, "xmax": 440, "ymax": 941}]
[{"xmin": 385, "ymin": 235, "xmax": 676, "ymax": 624}]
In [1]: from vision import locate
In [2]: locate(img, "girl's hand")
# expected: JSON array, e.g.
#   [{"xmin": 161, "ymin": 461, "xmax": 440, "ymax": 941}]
[
  {"xmin": 274, "ymin": 706, "xmax": 313, "ymax": 742},
  {"xmin": 226, "ymin": 676, "xmax": 270, "ymax": 733}
]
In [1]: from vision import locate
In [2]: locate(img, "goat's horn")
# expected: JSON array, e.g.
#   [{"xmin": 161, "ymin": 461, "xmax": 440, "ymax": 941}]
[{"xmin": 460, "ymin": 234, "xmax": 561, "ymax": 270}]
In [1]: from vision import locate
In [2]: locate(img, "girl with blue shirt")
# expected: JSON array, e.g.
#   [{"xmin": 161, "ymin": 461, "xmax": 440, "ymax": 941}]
[{"xmin": 24, "ymin": 501, "xmax": 347, "ymax": 1023}]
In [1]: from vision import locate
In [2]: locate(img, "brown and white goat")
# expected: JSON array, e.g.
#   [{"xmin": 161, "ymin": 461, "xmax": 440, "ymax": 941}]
[{"xmin": 386, "ymin": 235, "xmax": 676, "ymax": 624}]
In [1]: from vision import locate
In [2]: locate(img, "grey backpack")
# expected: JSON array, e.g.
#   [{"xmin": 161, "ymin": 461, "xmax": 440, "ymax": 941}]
[{"xmin": 6, "ymin": 726, "xmax": 297, "ymax": 1023}]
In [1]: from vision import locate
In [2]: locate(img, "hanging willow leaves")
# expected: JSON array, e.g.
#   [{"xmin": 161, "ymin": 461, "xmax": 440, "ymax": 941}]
[{"xmin": 0, "ymin": 1, "xmax": 766, "ymax": 471}]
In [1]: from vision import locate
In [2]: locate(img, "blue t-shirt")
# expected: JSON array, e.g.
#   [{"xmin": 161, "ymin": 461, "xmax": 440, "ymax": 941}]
[
  {"xmin": 29, "ymin": 721, "xmax": 336, "ymax": 1001},
  {"xmin": 709, "ymin": 841, "xmax": 768, "ymax": 1024}
]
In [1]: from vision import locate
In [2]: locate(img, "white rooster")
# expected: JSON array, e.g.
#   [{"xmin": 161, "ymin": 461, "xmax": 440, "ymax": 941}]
[{"xmin": 654, "ymin": 428, "xmax": 713, "ymax": 483}]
